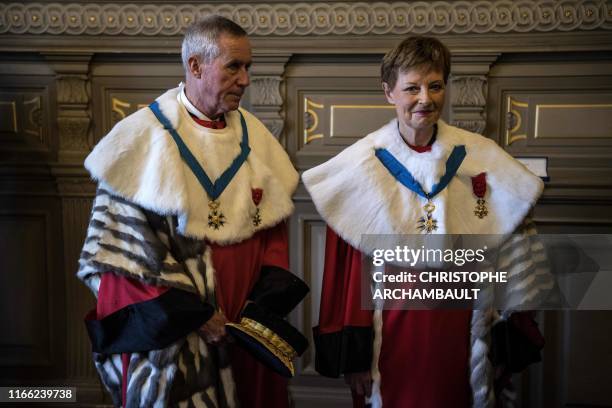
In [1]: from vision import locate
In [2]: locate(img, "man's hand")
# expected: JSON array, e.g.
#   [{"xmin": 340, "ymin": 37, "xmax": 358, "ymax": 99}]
[
  {"xmin": 198, "ymin": 311, "xmax": 228, "ymax": 345},
  {"xmin": 344, "ymin": 371, "xmax": 372, "ymax": 397}
]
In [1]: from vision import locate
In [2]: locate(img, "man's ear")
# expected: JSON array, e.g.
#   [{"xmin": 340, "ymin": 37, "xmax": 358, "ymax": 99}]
[
  {"xmin": 382, "ymin": 82, "xmax": 395, "ymax": 105},
  {"xmin": 188, "ymin": 56, "xmax": 202, "ymax": 79}
]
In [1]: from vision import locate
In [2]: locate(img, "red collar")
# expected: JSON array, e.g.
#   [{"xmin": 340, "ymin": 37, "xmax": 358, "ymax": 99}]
[
  {"xmin": 189, "ymin": 113, "xmax": 226, "ymax": 129},
  {"xmin": 407, "ymin": 143, "xmax": 432, "ymax": 153},
  {"xmin": 405, "ymin": 124, "xmax": 437, "ymax": 153}
]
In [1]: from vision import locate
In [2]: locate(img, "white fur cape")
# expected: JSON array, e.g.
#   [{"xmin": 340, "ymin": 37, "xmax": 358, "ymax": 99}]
[
  {"xmin": 85, "ymin": 87, "xmax": 298, "ymax": 244},
  {"xmin": 302, "ymin": 119, "xmax": 543, "ymax": 254}
]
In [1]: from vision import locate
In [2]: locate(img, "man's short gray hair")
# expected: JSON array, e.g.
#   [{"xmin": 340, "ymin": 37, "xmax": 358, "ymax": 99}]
[{"xmin": 181, "ymin": 15, "xmax": 247, "ymax": 71}]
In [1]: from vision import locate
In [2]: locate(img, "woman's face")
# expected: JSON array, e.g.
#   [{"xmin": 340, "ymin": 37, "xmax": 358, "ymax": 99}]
[{"xmin": 383, "ymin": 68, "xmax": 446, "ymax": 135}]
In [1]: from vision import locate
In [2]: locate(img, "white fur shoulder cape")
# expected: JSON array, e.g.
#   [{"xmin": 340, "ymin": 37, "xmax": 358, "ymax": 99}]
[
  {"xmin": 85, "ymin": 87, "xmax": 298, "ymax": 244},
  {"xmin": 302, "ymin": 119, "xmax": 543, "ymax": 253}
]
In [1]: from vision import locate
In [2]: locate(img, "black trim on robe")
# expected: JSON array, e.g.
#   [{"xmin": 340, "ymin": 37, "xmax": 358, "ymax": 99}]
[
  {"xmin": 490, "ymin": 319, "xmax": 543, "ymax": 373},
  {"xmin": 248, "ymin": 265, "xmax": 310, "ymax": 317},
  {"xmin": 313, "ymin": 326, "xmax": 373, "ymax": 378},
  {"xmin": 85, "ymin": 288, "xmax": 214, "ymax": 354}
]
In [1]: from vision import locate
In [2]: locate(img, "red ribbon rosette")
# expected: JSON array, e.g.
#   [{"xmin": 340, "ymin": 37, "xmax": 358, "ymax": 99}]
[
  {"xmin": 471, "ymin": 172, "xmax": 487, "ymax": 198},
  {"xmin": 252, "ymin": 188, "xmax": 263, "ymax": 205}
]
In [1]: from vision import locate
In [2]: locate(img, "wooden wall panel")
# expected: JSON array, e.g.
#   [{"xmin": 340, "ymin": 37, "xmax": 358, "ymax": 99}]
[
  {"xmin": 0, "ymin": 195, "xmax": 65, "ymax": 382},
  {"xmin": 290, "ymin": 205, "xmax": 325, "ymax": 375},
  {"xmin": 62, "ymin": 196, "xmax": 96, "ymax": 379},
  {"xmin": 289, "ymin": 199, "xmax": 352, "ymax": 407},
  {"xmin": 0, "ymin": 76, "xmax": 54, "ymax": 159},
  {"xmin": 487, "ymin": 61, "xmax": 612, "ymax": 208},
  {"xmin": 302, "ymin": 92, "xmax": 395, "ymax": 147},
  {"xmin": 564, "ymin": 311, "xmax": 612, "ymax": 406},
  {"xmin": 0, "ymin": 213, "xmax": 50, "ymax": 366}
]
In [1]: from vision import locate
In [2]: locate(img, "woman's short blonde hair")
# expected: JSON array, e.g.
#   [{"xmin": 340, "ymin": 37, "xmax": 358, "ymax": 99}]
[{"xmin": 381, "ymin": 36, "xmax": 451, "ymax": 88}]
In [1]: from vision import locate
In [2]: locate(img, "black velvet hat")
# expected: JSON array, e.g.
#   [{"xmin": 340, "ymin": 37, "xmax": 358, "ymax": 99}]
[{"xmin": 225, "ymin": 266, "xmax": 309, "ymax": 377}]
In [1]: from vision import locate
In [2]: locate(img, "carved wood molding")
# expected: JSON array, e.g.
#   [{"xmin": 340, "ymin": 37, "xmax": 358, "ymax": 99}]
[
  {"xmin": 449, "ymin": 53, "xmax": 500, "ymax": 134},
  {"xmin": 44, "ymin": 53, "xmax": 93, "ymax": 162},
  {"xmin": 1, "ymin": 1, "xmax": 611, "ymax": 37},
  {"xmin": 450, "ymin": 75, "xmax": 488, "ymax": 134},
  {"xmin": 250, "ymin": 54, "xmax": 291, "ymax": 141}
]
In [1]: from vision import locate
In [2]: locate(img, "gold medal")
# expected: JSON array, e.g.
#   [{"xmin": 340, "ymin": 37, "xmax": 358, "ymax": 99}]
[
  {"xmin": 417, "ymin": 199, "xmax": 438, "ymax": 233},
  {"xmin": 474, "ymin": 198, "xmax": 488, "ymax": 219},
  {"xmin": 252, "ymin": 207, "xmax": 262, "ymax": 227},
  {"xmin": 207, "ymin": 200, "xmax": 226, "ymax": 229}
]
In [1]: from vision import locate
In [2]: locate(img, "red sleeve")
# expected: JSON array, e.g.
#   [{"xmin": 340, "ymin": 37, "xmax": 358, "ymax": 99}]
[
  {"xmin": 318, "ymin": 226, "xmax": 372, "ymax": 334},
  {"xmin": 97, "ymin": 274, "xmax": 169, "ymax": 319},
  {"xmin": 261, "ymin": 221, "xmax": 290, "ymax": 270},
  {"xmin": 313, "ymin": 226, "xmax": 374, "ymax": 378},
  {"xmin": 85, "ymin": 274, "xmax": 213, "ymax": 355}
]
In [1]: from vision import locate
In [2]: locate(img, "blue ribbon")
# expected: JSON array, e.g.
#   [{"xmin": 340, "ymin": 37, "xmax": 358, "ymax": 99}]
[
  {"xmin": 375, "ymin": 145, "xmax": 466, "ymax": 199},
  {"xmin": 149, "ymin": 100, "xmax": 251, "ymax": 201}
]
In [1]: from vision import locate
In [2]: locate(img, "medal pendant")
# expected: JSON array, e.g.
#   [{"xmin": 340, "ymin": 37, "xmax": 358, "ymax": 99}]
[
  {"xmin": 474, "ymin": 198, "xmax": 488, "ymax": 219},
  {"xmin": 251, "ymin": 188, "xmax": 264, "ymax": 227},
  {"xmin": 252, "ymin": 207, "xmax": 262, "ymax": 227},
  {"xmin": 207, "ymin": 200, "xmax": 226, "ymax": 229},
  {"xmin": 417, "ymin": 199, "xmax": 438, "ymax": 233}
]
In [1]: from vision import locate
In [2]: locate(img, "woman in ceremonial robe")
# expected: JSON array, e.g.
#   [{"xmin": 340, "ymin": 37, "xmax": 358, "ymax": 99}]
[{"xmin": 302, "ymin": 37, "xmax": 550, "ymax": 408}]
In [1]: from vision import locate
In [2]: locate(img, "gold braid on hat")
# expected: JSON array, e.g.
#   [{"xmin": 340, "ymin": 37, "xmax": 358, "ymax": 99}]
[{"xmin": 227, "ymin": 317, "xmax": 297, "ymax": 375}]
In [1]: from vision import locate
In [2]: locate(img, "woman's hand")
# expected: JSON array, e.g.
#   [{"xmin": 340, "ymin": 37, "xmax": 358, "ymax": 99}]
[
  {"xmin": 198, "ymin": 310, "xmax": 228, "ymax": 345},
  {"xmin": 344, "ymin": 371, "xmax": 372, "ymax": 397}
]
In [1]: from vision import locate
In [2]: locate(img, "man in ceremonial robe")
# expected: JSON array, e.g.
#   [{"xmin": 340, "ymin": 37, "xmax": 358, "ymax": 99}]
[
  {"xmin": 77, "ymin": 15, "xmax": 300, "ymax": 407},
  {"xmin": 303, "ymin": 36, "xmax": 551, "ymax": 407}
]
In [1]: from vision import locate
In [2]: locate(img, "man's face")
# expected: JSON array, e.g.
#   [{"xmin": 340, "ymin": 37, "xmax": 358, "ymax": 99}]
[
  {"xmin": 383, "ymin": 68, "xmax": 446, "ymax": 135},
  {"xmin": 187, "ymin": 34, "xmax": 252, "ymax": 119}
]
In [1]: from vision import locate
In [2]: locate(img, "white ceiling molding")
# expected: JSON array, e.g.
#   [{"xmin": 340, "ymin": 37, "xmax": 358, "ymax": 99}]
[{"xmin": 1, "ymin": 1, "xmax": 611, "ymax": 37}]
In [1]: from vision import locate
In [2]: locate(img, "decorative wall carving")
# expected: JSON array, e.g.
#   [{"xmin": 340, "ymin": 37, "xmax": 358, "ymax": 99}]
[
  {"xmin": 251, "ymin": 77, "xmax": 283, "ymax": 107},
  {"xmin": 448, "ymin": 52, "xmax": 500, "ymax": 135},
  {"xmin": 23, "ymin": 96, "xmax": 42, "ymax": 140},
  {"xmin": 1, "ymin": 1, "xmax": 611, "ymax": 37},
  {"xmin": 303, "ymin": 98, "xmax": 324, "ymax": 144},
  {"xmin": 57, "ymin": 116, "xmax": 91, "ymax": 151},
  {"xmin": 450, "ymin": 75, "xmax": 488, "ymax": 134},
  {"xmin": 249, "ymin": 56, "xmax": 290, "ymax": 140},
  {"xmin": 505, "ymin": 97, "xmax": 529, "ymax": 145},
  {"xmin": 110, "ymin": 96, "xmax": 149, "ymax": 128},
  {"xmin": 251, "ymin": 77, "xmax": 284, "ymax": 138},
  {"xmin": 451, "ymin": 76, "xmax": 488, "ymax": 107},
  {"xmin": 47, "ymin": 56, "xmax": 93, "ymax": 158},
  {"xmin": 57, "ymin": 76, "xmax": 89, "ymax": 105},
  {"xmin": 0, "ymin": 100, "xmax": 17, "ymax": 133},
  {"xmin": 0, "ymin": 89, "xmax": 49, "ymax": 150}
]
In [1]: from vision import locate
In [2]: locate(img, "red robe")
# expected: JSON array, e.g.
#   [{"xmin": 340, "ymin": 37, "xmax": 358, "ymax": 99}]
[
  {"xmin": 96, "ymin": 222, "xmax": 291, "ymax": 408},
  {"xmin": 317, "ymin": 227, "xmax": 471, "ymax": 408}
]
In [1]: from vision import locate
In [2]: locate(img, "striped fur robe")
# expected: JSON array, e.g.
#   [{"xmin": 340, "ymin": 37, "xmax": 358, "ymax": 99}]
[
  {"xmin": 78, "ymin": 187, "xmax": 238, "ymax": 408},
  {"xmin": 77, "ymin": 87, "xmax": 299, "ymax": 407},
  {"xmin": 469, "ymin": 216, "xmax": 553, "ymax": 408}
]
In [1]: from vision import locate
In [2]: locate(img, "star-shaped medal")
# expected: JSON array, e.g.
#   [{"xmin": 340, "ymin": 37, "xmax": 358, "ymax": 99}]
[
  {"xmin": 417, "ymin": 200, "xmax": 438, "ymax": 233},
  {"xmin": 207, "ymin": 200, "xmax": 226, "ymax": 230},
  {"xmin": 417, "ymin": 214, "xmax": 438, "ymax": 233},
  {"xmin": 474, "ymin": 198, "xmax": 488, "ymax": 219}
]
